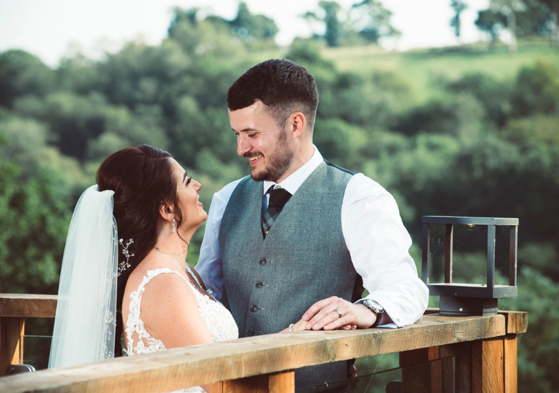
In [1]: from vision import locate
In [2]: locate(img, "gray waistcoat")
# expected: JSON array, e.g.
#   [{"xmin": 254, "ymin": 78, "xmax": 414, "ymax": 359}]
[{"xmin": 219, "ymin": 161, "xmax": 362, "ymax": 389}]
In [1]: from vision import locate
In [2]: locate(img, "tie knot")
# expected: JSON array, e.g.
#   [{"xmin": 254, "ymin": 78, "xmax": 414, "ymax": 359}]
[{"xmin": 267, "ymin": 187, "xmax": 292, "ymax": 209}]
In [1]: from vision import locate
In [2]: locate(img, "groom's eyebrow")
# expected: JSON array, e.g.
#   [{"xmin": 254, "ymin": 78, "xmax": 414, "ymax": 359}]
[{"xmin": 232, "ymin": 127, "xmax": 258, "ymax": 133}]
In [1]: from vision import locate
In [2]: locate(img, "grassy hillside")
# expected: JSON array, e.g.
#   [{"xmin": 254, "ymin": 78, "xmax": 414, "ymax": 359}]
[{"xmin": 319, "ymin": 39, "xmax": 559, "ymax": 104}]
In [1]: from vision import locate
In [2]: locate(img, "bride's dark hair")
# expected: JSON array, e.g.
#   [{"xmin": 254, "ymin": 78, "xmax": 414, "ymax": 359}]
[{"xmin": 96, "ymin": 144, "xmax": 182, "ymax": 356}]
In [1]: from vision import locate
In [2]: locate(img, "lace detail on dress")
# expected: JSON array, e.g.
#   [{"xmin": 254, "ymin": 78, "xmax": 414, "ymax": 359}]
[{"xmin": 125, "ymin": 268, "xmax": 238, "ymax": 393}]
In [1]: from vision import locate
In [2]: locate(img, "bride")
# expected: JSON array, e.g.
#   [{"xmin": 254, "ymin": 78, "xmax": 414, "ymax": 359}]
[{"xmin": 49, "ymin": 145, "xmax": 304, "ymax": 393}]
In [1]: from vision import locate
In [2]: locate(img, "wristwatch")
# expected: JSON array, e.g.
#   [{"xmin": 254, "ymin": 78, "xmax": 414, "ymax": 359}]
[
  {"xmin": 362, "ymin": 299, "xmax": 384, "ymax": 327},
  {"xmin": 362, "ymin": 299, "xmax": 384, "ymax": 315}
]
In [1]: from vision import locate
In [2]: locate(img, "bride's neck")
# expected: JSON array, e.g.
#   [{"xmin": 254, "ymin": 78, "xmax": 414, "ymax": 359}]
[
  {"xmin": 154, "ymin": 230, "xmax": 192, "ymax": 260},
  {"xmin": 153, "ymin": 218, "xmax": 197, "ymax": 259},
  {"xmin": 154, "ymin": 237, "xmax": 190, "ymax": 259}
]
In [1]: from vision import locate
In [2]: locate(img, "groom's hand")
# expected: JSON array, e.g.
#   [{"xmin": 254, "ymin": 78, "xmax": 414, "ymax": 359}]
[{"xmin": 302, "ymin": 296, "xmax": 377, "ymax": 331}]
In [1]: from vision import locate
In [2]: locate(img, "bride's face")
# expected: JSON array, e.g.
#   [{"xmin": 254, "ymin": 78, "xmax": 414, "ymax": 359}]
[{"xmin": 171, "ymin": 159, "xmax": 207, "ymax": 231}]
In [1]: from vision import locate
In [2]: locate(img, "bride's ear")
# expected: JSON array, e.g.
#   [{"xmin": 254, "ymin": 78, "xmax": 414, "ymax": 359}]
[{"xmin": 158, "ymin": 201, "xmax": 175, "ymax": 223}]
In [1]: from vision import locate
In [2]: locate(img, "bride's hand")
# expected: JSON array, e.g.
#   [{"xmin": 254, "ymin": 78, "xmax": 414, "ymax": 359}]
[{"xmin": 280, "ymin": 319, "xmax": 307, "ymax": 333}]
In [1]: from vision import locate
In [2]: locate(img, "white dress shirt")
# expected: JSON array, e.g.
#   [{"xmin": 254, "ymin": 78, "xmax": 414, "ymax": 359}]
[{"xmin": 197, "ymin": 147, "xmax": 428, "ymax": 327}]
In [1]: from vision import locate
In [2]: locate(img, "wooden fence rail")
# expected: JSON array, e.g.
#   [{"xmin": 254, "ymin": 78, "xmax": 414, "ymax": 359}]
[{"xmin": 0, "ymin": 294, "xmax": 528, "ymax": 392}]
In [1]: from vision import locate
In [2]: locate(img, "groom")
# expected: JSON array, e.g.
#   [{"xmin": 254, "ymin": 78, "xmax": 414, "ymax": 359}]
[{"xmin": 197, "ymin": 59, "xmax": 428, "ymax": 390}]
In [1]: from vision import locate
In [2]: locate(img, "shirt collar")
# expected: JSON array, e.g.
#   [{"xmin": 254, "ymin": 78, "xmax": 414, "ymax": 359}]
[{"xmin": 263, "ymin": 146, "xmax": 323, "ymax": 196}]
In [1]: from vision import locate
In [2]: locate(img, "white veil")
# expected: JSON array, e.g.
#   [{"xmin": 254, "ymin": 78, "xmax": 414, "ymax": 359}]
[{"xmin": 49, "ymin": 185, "xmax": 118, "ymax": 368}]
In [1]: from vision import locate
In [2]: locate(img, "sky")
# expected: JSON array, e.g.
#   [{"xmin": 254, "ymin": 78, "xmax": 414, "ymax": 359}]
[{"xmin": 0, "ymin": 0, "xmax": 491, "ymax": 67}]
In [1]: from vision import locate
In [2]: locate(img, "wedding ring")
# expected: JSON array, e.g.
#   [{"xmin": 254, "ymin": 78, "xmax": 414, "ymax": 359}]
[{"xmin": 334, "ymin": 309, "xmax": 343, "ymax": 319}]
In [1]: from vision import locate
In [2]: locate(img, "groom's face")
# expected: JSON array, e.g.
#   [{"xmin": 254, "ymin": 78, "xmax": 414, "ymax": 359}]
[{"xmin": 229, "ymin": 100, "xmax": 294, "ymax": 183}]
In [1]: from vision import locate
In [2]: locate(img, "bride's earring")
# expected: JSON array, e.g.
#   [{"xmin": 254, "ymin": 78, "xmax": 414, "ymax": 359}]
[{"xmin": 171, "ymin": 218, "xmax": 176, "ymax": 234}]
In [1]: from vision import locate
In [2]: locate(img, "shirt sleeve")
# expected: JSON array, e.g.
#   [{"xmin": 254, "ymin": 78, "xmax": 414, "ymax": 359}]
[
  {"xmin": 342, "ymin": 173, "xmax": 429, "ymax": 327},
  {"xmin": 196, "ymin": 179, "xmax": 242, "ymax": 301}
]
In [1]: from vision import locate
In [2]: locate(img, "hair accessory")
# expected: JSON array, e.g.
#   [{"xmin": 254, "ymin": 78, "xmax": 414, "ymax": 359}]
[
  {"xmin": 118, "ymin": 238, "xmax": 134, "ymax": 276},
  {"xmin": 289, "ymin": 323, "xmax": 294, "ymax": 332},
  {"xmin": 171, "ymin": 218, "xmax": 176, "ymax": 234}
]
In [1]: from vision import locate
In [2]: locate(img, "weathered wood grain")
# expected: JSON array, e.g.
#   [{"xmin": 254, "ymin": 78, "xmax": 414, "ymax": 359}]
[
  {"xmin": 269, "ymin": 371, "xmax": 295, "ymax": 393},
  {"xmin": 504, "ymin": 336, "xmax": 517, "ymax": 393},
  {"xmin": 499, "ymin": 311, "xmax": 528, "ymax": 334},
  {"xmin": 0, "ymin": 294, "xmax": 57, "ymax": 318},
  {"xmin": 440, "ymin": 341, "xmax": 473, "ymax": 393},
  {"xmin": 0, "ymin": 318, "xmax": 24, "ymax": 377},
  {"xmin": 472, "ymin": 338, "xmax": 504, "ymax": 393},
  {"xmin": 222, "ymin": 372, "xmax": 294, "ymax": 393},
  {"xmin": 0, "ymin": 313, "xmax": 510, "ymax": 393}
]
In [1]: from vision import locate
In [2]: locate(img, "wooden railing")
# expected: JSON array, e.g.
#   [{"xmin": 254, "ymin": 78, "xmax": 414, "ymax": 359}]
[
  {"xmin": 0, "ymin": 294, "xmax": 528, "ymax": 392},
  {"xmin": 0, "ymin": 294, "xmax": 57, "ymax": 376}
]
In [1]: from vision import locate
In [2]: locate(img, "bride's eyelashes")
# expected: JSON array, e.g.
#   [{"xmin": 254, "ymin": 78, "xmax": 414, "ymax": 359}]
[{"xmin": 182, "ymin": 170, "xmax": 192, "ymax": 187}]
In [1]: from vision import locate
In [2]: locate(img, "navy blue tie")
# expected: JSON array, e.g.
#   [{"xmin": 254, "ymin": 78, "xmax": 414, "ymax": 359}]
[{"xmin": 262, "ymin": 186, "xmax": 292, "ymax": 238}]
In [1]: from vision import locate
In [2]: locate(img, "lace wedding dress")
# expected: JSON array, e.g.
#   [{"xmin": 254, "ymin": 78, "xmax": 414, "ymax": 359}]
[{"xmin": 125, "ymin": 268, "xmax": 239, "ymax": 392}]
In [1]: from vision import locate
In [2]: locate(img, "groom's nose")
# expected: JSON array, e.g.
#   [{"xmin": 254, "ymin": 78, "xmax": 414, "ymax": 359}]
[{"xmin": 237, "ymin": 134, "xmax": 251, "ymax": 157}]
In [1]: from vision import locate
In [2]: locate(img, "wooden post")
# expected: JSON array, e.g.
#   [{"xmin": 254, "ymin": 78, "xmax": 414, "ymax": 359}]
[
  {"xmin": 0, "ymin": 317, "xmax": 25, "ymax": 376},
  {"xmin": 222, "ymin": 371, "xmax": 294, "ymax": 393},
  {"xmin": 440, "ymin": 341, "xmax": 473, "ymax": 393},
  {"xmin": 504, "ymin": 335, "xmax": 517, "ymax": 393},
  {"xmin": 0, "ymin": 294, "xmax": 57, "ymax": 376},
  {"xmin": 472, "ymin": 337, "xmax": 504, "ymax": 393},
  {"xmin": 268, "ymin": 371, "xmax": 295, "ymax": 393},
  {"xmin": 400, "ymin": 347, "xmax": 442, "ymax": 393}
]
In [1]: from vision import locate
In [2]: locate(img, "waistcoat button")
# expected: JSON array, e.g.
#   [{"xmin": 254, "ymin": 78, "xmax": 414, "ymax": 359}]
[
  {"xmin": 251, "ymin": 305, "xmax": 258, "ymax": 312},
  {"xmin": 247, "ymin": 329, "xmax": 255, "ymax": 336},
  {"xmin": 259, "ymin": 258, "xmax": 267, "ymax": 265},
  {"xmin": 256, "ymin": 281, "xmax": 263, "ymax": 288}
]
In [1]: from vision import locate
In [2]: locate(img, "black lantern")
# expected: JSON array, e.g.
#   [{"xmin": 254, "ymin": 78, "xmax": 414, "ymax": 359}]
[{"xmin": 422, "ymin": 216, "xmax": 519, "ymax": 316}]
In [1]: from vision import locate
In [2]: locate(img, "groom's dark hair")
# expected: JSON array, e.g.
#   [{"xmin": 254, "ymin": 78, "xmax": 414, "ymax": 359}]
[{"xmin": 227, "ymin": 59, "xmax": 319, "ymax": 131}]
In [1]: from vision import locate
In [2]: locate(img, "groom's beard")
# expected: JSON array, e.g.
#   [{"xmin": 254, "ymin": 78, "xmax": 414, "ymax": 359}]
[{"xmin": 246, "ymin": 130, "xmax": 293, "ymax": 182}]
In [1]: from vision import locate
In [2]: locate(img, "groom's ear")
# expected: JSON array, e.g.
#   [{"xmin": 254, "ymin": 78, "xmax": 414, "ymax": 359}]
[{"xmin": 290, "ymin": 112, "xmax": 306, "ymax": 140}]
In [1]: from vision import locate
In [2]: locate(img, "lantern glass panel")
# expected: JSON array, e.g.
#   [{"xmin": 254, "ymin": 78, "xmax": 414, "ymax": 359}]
[
  {"xmin": 495, "ymin": 225, "xmax": 511, "ymax": 285},
  {"xmin": 452, "ymin": 224, "xmax": 487, "ymax": 285},
  {"xmin": 427, "ymin": 223, "xmax": 446, "ymax": 283}
]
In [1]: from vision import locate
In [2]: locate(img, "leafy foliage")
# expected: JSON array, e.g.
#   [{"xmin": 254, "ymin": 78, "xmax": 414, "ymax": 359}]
[
  {"xmin": 450, "ymin": 0, "xmax": 468, "ymax": 38},
  {"xmin": 0, "ymin": 137, "xmax": 71, "ymax": 294},
  {"xmin": 350, "ymin": 0, "xmax": 401, "ymax": 43}
]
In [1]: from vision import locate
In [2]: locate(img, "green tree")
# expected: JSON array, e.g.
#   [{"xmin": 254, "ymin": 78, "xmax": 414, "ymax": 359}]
[
  {"xmin": 510, "ymin": 60, "xmax": 559, "ymax": 118},
  {"xmin": 0, "ymin": 50, "xmax": 54, "ymax": 108},
  {"xmin": 14, "ymin": 92, "xmax": 111, "ymax": 161},
  {"xmin": 504, "ymin": 267, "xmax": 559, "ymax": 392},
  {"xmin": 514, "ymin": 0, "xmax": 555, "ymax": 38},
  {"xmin": 475, "ymin": 9, "xmax": 508, "ymax": 46},
  {"xmin": 445, "ymin": 73, "xmax": 512, "ymax": 128},
  {"xmin": 391, "ymin": 94, "xmax": 485, "ymax": 138},
  {"xmin": 167, "ymin": 7, "xmax": 244, "ymax": 58},
  {"xmin": 450, "ymin": 0, "xmax": 468, "ymax": 42},
  {"xmin": 303, "ymin": 1, "xmax": 346, "ymax": 47},
  {"xmin": 0, "ymin": 136, "xmax": 71, "ymax": 294},
  {"xmin": 229, "ymin": 2, "xmax": 279, "ymax": 42},
  {"xmin": 55, "ymin": 54, "xmax": 102, "ymax": 95},
  {"xmin": 350, "ymin": 0, "xmax": 401, "ymax": 44},
  {"xmin": 489, "ymin": 0, "xmax": 529, "ymax": 52},
  {"xmin": 538, "ymin": 0, "xmax": 559, "ymax": 46}
]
